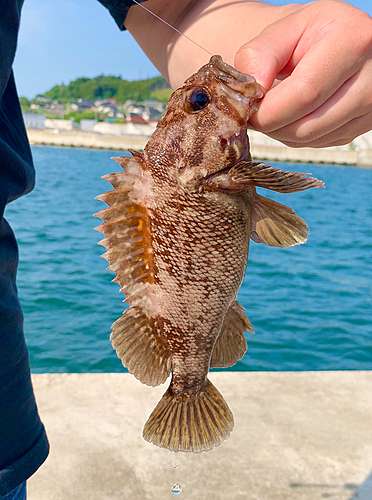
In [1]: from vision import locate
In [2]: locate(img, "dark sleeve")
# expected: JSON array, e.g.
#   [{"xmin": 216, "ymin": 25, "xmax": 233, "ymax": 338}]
[
  {"xmin": 97, "ymin": 0, "xmax": 147, "ymax": 30},
  {"xmin": 0, "ymin": 1, "xmax": 49, "ymax": 498}
]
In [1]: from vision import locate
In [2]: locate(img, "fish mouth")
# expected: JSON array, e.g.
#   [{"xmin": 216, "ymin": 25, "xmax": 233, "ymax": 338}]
[
  {"xmin": 204, "ymin": 129, "xmax": 249, "ymax": 183},
  {"xmin": 220, "ymin": 127, "xmax": 249, "ymax": 162},
  {"xmin": 210, "ymin": 55, "xmax": 265, "ymax": 110},
  {"xmin": 211, "ymin": 56, "xmax": 258, "ymax": 85},
  {"xmin": 203, "ymin": 155, "xmax": 247, "ymax": 185}
]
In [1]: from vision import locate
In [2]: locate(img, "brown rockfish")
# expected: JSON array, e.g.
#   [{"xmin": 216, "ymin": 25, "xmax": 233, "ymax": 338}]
[{"xmin": 95, "ymin": 56, "xmax": 324, "ymax": 453}]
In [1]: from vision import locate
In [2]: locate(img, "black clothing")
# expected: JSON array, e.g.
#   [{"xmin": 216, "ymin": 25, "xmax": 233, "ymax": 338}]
[
  {"xmin": 0, "ymin": 0, "xmax": 48, "ymax": 496},
  {"xmin": 98, "ymin": 0, "xmax": 136, "ymax": 30},
  {"xmin": 0, "ymin": 1, "xmax": 144, "ymax": 497}
]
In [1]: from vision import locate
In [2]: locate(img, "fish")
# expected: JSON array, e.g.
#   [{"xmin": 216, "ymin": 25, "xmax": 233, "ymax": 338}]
[{"xmin": 94, "ymin": 55, "xmax": 324, "ymax": 453}]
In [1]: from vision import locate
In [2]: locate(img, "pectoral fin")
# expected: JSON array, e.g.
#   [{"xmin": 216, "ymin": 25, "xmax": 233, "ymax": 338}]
[
  {"xmin": 226, "ymin": 161, "xmax": 324, "ymax": 193},
  {"xmin": 210, "ymin": 301, "xmax": 253, "ymax": 368},
  {"xmin": 207, "ymin": 161, "xmax": 324, "ymax": 193},
  {"xmin": 251, "ymin": 193, "xmax": 309, "ymax": 247}
]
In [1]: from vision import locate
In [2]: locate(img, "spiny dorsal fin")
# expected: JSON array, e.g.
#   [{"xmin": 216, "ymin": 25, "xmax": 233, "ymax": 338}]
[
  {"xmin": 94, "ymin": 152, "xmax": 171, "ymax": 386},
  {"xmin": 94, "ymin": 154, "xmax": 153, "ymax": 299},
  {"xmin": 210, "ymin": 301, "xmax": 253, "ymax": 368},
  {"xmin": 143, "ymin": 378, "xmax": 233, "ymax": 452},
  {"xmin": 251, "ymin": 193, "xmax": 309, "ymax": 247},
  {"xmin": 94, "ymin": 153, "xmax": 153, "ymax": 298},
  {"xmin": 228, "ymin": 161, "xmax": 325, "ymax": 193}
]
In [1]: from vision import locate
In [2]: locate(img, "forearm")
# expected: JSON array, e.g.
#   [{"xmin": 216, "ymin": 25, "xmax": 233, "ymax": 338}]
[
  {"xmin": 124, "ymin": 0, "xmax": 298, "ymax": 88},
  {"xmin": 125, "ymin": 0, "xmax": 372, "ymax": 147}
]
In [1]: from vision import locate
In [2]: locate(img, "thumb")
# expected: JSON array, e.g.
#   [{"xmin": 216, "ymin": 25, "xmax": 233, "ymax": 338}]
[{"xmin": 234, "ymin": 19, "xmax": 302, "ymax": 90}]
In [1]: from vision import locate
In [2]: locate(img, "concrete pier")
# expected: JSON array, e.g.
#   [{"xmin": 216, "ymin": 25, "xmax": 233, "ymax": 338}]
[
  {"xmin": 26, "ymin": 129, "xmax": 372, "ymax": 167},
  {"xmin": 28, "ymin": 371, "xmax": 372, "ymax": 500},
  {"xmin": 27, "ymin": 129, "xmax": 149, "ymax": 152}
]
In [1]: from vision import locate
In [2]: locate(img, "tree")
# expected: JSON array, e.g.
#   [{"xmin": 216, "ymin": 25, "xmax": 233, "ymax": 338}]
[{"xmin": 41, "ymin": 75, "xmax": 170, "ymax": 103}]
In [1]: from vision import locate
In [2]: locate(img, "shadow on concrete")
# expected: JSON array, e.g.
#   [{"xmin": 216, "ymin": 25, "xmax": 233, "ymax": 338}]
[
  {"xmin": 349, "ymin": 470, "xmax": 372, "ymax": 500},
  {"xmin": 289, "ymin": 469, "xmax": 372, "ymax": 499}
]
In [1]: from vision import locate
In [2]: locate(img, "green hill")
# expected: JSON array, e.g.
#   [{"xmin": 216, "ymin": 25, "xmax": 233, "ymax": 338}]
[{"xmin": 40, "ymin": 74, "xmax": 171, "ymax": 103}]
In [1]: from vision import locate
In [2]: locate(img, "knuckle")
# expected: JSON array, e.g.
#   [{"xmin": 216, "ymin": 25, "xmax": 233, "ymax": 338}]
[
  {"xmin": 235, "ymin": 45, "xmax": 262, "ymax": 72},
  {"xmin": 352, "ymin": 18, "xmax": 372, "ymax": 55},
  {"xmin": 294, "ymin": 77, "xmax": 323, "ymax": 113}
]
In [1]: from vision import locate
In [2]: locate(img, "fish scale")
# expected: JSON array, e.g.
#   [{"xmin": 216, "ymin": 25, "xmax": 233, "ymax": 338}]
[{"xmin": 95, "ymin": 55, "xmax": 324, "ymax": 453}]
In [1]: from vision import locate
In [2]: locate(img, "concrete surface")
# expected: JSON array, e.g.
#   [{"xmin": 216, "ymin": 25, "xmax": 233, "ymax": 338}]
[
  {"xmin": 26, "ymin": 128, "xmax": 372, "ymax": 167},
  {"xmin": 29, "ymin": 371, "xmax": 372, "ymax": 500},
  {"xmin": 250, "ymin": 144, "xmax": 359, "ymax": 167}
]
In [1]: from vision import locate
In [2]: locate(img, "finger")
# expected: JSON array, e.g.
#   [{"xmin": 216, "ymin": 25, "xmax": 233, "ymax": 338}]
[
  {"xmin": 255, "ymin": 64, "xmax": 372, "ymax": 144},
  {"xmin": 235, "ymin": 11, "xmax": 303, "ymax": 91},
  {"xmin": 239, "ymin": 5, "xmax": 372, "ymax": 132},
  {"xmin": 249, "ymin": 38, "xmax": 368, "ymax": 133},
  {"xmin": 276, "ymin": 111, "xmax": 372, "ymax": 148}
]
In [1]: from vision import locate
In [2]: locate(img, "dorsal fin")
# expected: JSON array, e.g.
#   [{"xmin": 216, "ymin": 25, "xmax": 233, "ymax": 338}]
[
  {"xmin": 94, "ymin": 154, "xmax": 153, "ymax": 298},
  {"xmin": 94, "ymin": 152, "xmax": 171, "ymax": 386}
]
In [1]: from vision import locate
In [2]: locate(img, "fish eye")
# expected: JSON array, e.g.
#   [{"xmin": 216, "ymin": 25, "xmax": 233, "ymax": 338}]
[{"xmin": 184, "ymin": 87, "xmax": 211, "ymax": 113}]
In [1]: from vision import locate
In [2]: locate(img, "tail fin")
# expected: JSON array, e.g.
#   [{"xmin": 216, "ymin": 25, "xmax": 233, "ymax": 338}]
[{"xmin": 143, "ymin": 379, "xmax": 233, "ymax": 453}]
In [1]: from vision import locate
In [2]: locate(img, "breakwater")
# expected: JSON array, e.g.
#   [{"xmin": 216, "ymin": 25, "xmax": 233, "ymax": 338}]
[{"xmin": 26, "ymin": 128, "xmax": 372, "ymax": 167}]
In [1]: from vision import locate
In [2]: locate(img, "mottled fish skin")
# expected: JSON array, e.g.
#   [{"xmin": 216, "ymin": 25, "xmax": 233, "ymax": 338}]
[{"xmin": 95, "ymin": 56, "xmax": 324, "ymax": 453}]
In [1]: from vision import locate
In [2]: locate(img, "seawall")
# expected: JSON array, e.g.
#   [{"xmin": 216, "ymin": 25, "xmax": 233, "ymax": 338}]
[
  {"xmin": 26, "ymin": 128, "xmax": 372, "ymax": 167},
  {"xmin": 28, "ymin": 371, "xmax": 372, "ymax": 500}
]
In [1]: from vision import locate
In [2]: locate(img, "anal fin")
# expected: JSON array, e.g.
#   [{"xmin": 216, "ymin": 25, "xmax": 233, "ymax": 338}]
[
  {"xmin": 111, "ymin": 307, "xmax": 171, "ymax": 387},
  {"xmin": 251, "ymin": 193, "xmax": 309, "ymax": 247},
  {"xmin": 210, "ymin": 301, "xmax": 253, "ymax": 368}
]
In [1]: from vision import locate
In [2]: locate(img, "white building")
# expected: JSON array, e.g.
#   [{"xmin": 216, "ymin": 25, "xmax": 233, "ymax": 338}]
[
  {"xmin": 93, "ymin": 121, "xmax": 156, "ymax": 137},
  {"xmin": 45, "ymin": 119, "xmax": 78, "ymax": 131},
  {"xmin": 22, "ymin": 112, "xmax": 46, "ymax": 129},
  {"xmin": 352, "ymin": 130, "xmax": 372, "ymax": 151},
  {"xmin": 80, "ymin": 119, "xmax": 98, "ymax": 131}
]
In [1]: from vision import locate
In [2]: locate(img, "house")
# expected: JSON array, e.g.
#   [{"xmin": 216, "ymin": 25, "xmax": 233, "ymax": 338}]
[
  {"xmin": 93, "ymin": 120, "xmax": 156, "ymax": 137},
  {"xmin": 45, "ymin": 119, "xmax": 78, "ymax": 131},
  {"xmin": 126, "ymin": 114, "xmax": 148, "ymax": 125},
  {"xmin": 77, "ymin": 98, "xmax": 95, "ymax": 109},
  {"xmin": 35, "ymin": 96, "xmax": 50, "ymax": 103},
  {"xmin": 80, "ymin": 119, "xmax": 98, "ymax": 131},
  {"xmin": 141, "ymin": 107, "xmax": 163, "ymax": 122},
  {"xmin": 125, "ymin": 103, "xmax": 146, "ymax": 115},
  {"xmin": 142, "ymin": 100, "xmax": 166, "ymax": 113},
  {"xmin": 22, "ymin": 112, "xmax": 46, "ymax": 129},
  {"xmin": 94, "ymin": 99, "xmax": 120, "ymax": 117},
  {"xmin": 352, "ymin": 130, "xmax": 372, "ymax": 150}
]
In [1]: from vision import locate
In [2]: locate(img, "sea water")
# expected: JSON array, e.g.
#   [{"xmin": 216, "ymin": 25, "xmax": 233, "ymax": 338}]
[{"xmin": 5, "ymin": 146, "xmax": 372, "ymax": 373}]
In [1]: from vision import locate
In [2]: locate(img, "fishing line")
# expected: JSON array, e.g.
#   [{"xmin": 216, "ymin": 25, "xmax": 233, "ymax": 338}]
[{"xmin": 131, "ymin": 0, "xmax": 213, "ymax": 57}]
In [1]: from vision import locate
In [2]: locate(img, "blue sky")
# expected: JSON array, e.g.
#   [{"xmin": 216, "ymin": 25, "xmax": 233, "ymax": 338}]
[{"xmin": 14, "ymin": 0, "xmax": 372, "ymax": 99}]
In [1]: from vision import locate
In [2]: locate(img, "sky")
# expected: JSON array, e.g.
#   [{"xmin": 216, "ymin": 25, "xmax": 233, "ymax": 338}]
[{"xmin": 14, "ymin": 0, "xmax": 372, "ymax": 99}]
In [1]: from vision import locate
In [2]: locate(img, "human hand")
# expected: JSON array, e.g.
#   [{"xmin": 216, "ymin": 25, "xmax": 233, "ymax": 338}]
[
  {"xmin": 235, "ymin": 0, "xmax": 372, "ymax": 148},
  {"xmin": 125, "ymin": 0, "xmax": 372, "ymax": 147}
]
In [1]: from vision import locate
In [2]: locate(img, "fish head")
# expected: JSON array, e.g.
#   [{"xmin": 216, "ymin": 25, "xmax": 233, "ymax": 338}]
[{"xmin": 147, "ymin": 55, "xmax": 265, "ymax": 187}]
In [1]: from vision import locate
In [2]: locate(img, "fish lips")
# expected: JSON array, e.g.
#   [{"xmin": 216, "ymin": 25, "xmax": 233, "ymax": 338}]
[{"xmin": 211, "ymin": 55, "xmax": 266, "ymax": 119}]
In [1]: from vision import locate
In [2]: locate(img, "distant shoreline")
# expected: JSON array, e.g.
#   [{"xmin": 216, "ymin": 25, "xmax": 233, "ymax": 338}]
[{"xmin": 26, "ymin": 128, "xmax": 372, "ymax": 168}]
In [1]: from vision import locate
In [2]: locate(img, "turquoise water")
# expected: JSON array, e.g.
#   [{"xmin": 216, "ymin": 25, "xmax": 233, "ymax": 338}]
[{"xmin": 5, "ymin": 146, "xmax": 372, "ymax": 373}]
